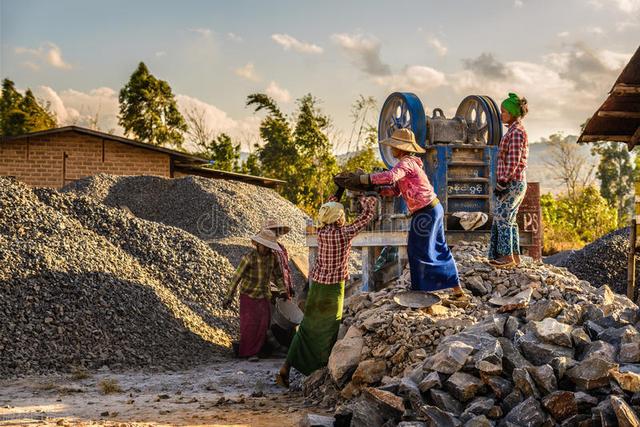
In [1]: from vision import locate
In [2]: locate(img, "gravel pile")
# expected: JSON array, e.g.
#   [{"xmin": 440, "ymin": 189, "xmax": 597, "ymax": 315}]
[
  {"xmin": 62, "ymin": 174, "xmax": 309, "ymax": 248},
  {"xmin": 0, "ymin": 177, "xmax": 238, "ymax": 377},
  {"xmin": 302, "ymin": 242, "xmax": 640, "ymax": 426},
  {"xmin": 555, "ymin": 227, "xmax": 637, "ymax": 295}
]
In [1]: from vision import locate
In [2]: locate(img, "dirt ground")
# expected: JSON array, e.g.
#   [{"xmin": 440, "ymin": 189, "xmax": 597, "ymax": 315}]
[{"xmin": 0, "ymin": 358, "xmax": 325, "ymax": 427}]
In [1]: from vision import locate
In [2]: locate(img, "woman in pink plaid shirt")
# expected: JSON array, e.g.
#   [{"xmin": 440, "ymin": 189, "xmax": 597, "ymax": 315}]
[{"xmin": 489, "ymin": 93, "xmax": 529, "ymax": 268}]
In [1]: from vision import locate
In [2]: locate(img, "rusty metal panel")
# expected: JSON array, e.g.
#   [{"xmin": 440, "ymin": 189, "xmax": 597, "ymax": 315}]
[{"xmin": 517, "ymin": 182, "xmax": 542, "ymax": 261}]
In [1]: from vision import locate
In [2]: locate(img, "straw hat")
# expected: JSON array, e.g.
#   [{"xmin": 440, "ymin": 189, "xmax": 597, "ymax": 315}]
[
  {"xmin": 380, "ymin": 128, "xmax": 426, "ymax": 154},
  {"xmin": 251, "ymin": 229, "xmax": 281, "ymax": 251},
  {"xmin": 263, "ymin": 218, "xmax": 290, "ymax": 237}
]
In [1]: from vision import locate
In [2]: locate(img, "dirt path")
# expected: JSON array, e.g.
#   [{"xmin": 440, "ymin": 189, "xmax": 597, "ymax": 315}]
[{"xmin": 0, "ymin": 359, "xmax": 323, "ymax": 427}]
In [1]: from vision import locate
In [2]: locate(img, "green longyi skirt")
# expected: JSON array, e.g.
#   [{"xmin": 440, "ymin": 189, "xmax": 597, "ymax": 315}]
[{"xmin": 286, "ymin": 281, "xmax": 345, "ymax": 375}]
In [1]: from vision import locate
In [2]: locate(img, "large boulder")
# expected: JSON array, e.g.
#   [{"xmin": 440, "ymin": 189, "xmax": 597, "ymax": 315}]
[
  {"xmin": 566, "ymin": 357, "xmax": 618, "ymax": 390},
  {"xmin": 533, "ymin": 318, "xmax": 573, "ymax": 347},
  {"xmin": 328, "ymin": 326, "xmax": 364, "ymax": 385}
]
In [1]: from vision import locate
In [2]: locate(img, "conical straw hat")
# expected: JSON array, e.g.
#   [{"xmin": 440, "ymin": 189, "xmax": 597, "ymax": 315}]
[
  {"xmin": 263, "ymin": 218, "xmax": 290, "ymax": 236},
  {"xmin": 251, "ymin": 229, "xmax": 281, "ymax": 251},
  {"xmin": 380, "ymin": 128, "xmax": 426, "ymax": 154}
]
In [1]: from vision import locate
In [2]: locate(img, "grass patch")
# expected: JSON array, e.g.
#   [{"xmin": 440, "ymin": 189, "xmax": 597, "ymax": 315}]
[
  {"xmin": 97, "ymin": 378, "xmax": 122, "ymax": 394},
  {"xmin": 69, "ymin": 366, "xmax": 90, "ymax": 380}
]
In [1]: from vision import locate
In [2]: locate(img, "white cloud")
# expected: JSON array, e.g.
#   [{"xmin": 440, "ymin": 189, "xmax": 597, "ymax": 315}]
[
  {"xmin": 227, "ymin": 32, "xmax": 243, "ymax": 43},
  {"xmin": 188, "ymin": 27, "xmax": 212, "ymax": 37},
  {"xmin": 427, "ymin": 36, "xmax": 448, "ymax": 56},
  {"xmin": 33, "ymin": 86, "xmax": 261, "ymax": 151},
  {"xmin": 587, "ymin": 26, "xmax": 605, "ymax": 35},
  {"xmin": 235, "ymin": 62, "xmax": 260, "ymax": 82},
  {"xmin": 589, "ymin": 0, "xmax": 640, "ymax": 11},
  {"xmin": 514, "ymin": 0, "xmax": 524, "ymax": 7},
  {"xmin": 155, "ymin": 51, "xmax": 166, "ymax": 57},
  {"xmin": 617, "ymin": 18, "xmax": 640, "ymax": 31},
  {"xmin": 265, "ymin": 81, "xmax": 292, "ymax": 103},
  {"xmin": 331, "ymin": 32, "xmax": 390, "ymax": 76},
  {"xmin": 15, "ymin": 42, "xmax": 72, "ymax": 70},
  {"xmin": 557, "ymin": 31, "xmax": 570, "ymax": 37},
  {"xmin": 373, "ymin": 65, "xmax": 447, "ymax": 93},
  {"xmin": 450, "ymin": 45, "xmax": 632, "ymax": 140},
  {"xmin": 176, "ymin": 94, "xmax": 261, "ymax": 150},
  {"xmin": 271, "ymin": 33, "xmax": 323, "ymax": 54},
  {"xmin": 34, "ymin": 86, "xmax": 119, "ymax": 130}
]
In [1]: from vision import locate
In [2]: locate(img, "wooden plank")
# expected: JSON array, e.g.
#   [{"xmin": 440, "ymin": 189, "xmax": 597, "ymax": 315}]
[
  {"xmin": 580, "ymin": 135, "xmax": 632, "ymax": 143},
  {"xmin": 306, "ymin": 231, "xmax": 408, "ymax": 248},
  {"xmin": 597, "ymin": 111, "xmax": 640, "ymax": 119},
  {"xmin": 629, "ymin": 218, "xmax": 637, "ymax": 302},
  {"xmin": 613, "ymin": 84, "xmax": 640, "ymax": 95},
  {"xmin": 290, "ymin": 253, "xmax": 309, "ymax": 281}
]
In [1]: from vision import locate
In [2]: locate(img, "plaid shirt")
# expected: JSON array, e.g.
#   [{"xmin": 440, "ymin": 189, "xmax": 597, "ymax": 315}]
[
  {"xmin": 226, "ymin": 249, "xmax": 284, "ymax": 300},
  {"xmin": 310, "ymin": 197, "xmax": 377, "ymax": 284},
  {"xmin": 497, "ymin": 121, "xmax": 528, "ymax": 182}
]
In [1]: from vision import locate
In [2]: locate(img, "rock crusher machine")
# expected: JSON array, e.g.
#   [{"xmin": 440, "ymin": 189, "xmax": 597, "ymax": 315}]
[{"xmin": 306, "ymin": 92, "xmax": 540, "ymax": 293}]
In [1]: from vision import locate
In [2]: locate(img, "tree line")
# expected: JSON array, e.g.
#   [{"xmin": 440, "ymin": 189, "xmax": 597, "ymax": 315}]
[
  {"xmin": 541, "ymin": 132, "xmax": 638, "ymax": 253},
  {"xmin": 0, "ymin": 62, "xmax": 383, "ymax": 214},
  {"xmin": 1, "ymin": 61, "xmax": 637, "ymax": 231}
]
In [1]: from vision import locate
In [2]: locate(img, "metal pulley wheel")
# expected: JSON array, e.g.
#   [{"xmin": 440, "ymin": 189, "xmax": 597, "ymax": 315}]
[
  {"xmin": 455, "ymin": 95, "xmax": 502, "ymax": 145},
  {"xmin": 378, "ymin": 92, "xmax": 427, "ymax": 168}
]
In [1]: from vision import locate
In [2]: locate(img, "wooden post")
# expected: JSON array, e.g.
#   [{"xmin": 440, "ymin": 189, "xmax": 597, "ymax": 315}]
[
  {"xmin": 628, "ymin": 218, "xmax": 637, "ymax": 301},
  {"xmin": 397, "ymin": 246, "xmax": 408, "ymax": 278},
  {"xmin": 361, "ymin": 247, "xmax": 374, "ymax": 293}
]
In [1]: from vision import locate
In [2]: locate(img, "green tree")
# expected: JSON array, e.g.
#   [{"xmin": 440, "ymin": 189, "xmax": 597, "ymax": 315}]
[
  {"xmin": 341, "ymin": 124, "xmax": 384, "ymax": 173},
  {"xmin": 0, "ymin": 78, "xmax": 57, "ymax": 136},
  {"xmin": 246, "ymin": 93, "xmax": 338, "ymax": 213},
  {"xmin": 118, "ymin": 62, "xmax": 187, "ymax": 147},
  {"xmin": 238, "ymin": 151, "xmax": 262, "ymax": 176},
  {"xmin": 591, "ymin": 142, "xmax": 634, "ymax": 223},
  {"xmin": 541, "ymin": 186, "xmax": 618, "ymax": 254},
  {"xmin": 199, "ymin": 133, "xmax": 241, "ymax": 172}
]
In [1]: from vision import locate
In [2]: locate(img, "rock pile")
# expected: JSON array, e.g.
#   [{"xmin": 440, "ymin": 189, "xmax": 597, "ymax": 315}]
[
  {"xmin": 62, "ymin": 174, "xmax": 313, "ymax": 289},
  {"xmin": 303, "ymin": 242, "xmax": 640, "ymax": 426},
  {"xmin": 0, "ymin": 177, "xmax": 238, "ymax": 377},
  {"xmin": 62, "ymin": 173, "xmax": 309, "ymax": 249},
  {"xmin": 554, "ymin": 227, "xmax": 638, "ymax": 295}
]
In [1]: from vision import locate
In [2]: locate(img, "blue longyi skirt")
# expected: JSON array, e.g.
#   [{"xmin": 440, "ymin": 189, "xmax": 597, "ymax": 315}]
[{"xmin": 408, "ymin": 203, "xmax": 460, "ymax": 292}]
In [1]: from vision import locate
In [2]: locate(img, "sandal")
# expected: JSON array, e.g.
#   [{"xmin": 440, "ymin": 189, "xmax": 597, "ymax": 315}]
[{"xmin": 490, "ymin": 257, "xmax": 516, "ymax": 269}]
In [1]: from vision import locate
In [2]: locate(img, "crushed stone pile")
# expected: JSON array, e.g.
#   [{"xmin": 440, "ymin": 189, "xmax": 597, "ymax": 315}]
[
  {"xmin": 302, "ymin": 242, "xmax": 640, "ymax": 426},
  {"xmin": 0, "ymin": 177, "xmax": 239, "ymax": 377},
  {"xmin": 62, "ymin": 174, "xmax": 314, "ymax": 291},
  {"xmin": 554, "ymin": 227, "xmax": 637, "ymax": 295},
  {"xmin": 62, "ymin": 174, "xmax": 309, "ymax": 257}
]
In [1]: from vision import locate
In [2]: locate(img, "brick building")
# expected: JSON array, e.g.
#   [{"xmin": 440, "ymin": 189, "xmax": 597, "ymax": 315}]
[{"xmin": 0, "ymin": 126, "xmax": 284, "ymax": 188}]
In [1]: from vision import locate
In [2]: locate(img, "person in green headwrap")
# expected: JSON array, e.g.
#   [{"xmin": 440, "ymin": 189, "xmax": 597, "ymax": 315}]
[{"xmin": 489, "ymin": 92, "xmax": 529, "ymax": 269}]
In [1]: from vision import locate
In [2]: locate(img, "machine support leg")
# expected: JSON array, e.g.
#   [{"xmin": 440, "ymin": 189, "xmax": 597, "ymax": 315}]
[
  {"xmin": 361, "ymin": 247, "xmax": 374, "ymax": 293},
  {"xmin": 397, "ymin": 246, "xmax": 408, "ymax": 278},
  {"xmin": 308, "ymin": 247, "xmax": 317, "ymax": 290},
  {"xmin": 628, "ymin": 219, "xmax": 637, "ymax": 302}
]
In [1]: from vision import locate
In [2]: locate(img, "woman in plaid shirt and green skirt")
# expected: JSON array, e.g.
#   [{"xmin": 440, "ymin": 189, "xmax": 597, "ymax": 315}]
[
  {"xmin": 276, "ymin": 195, "xmax": 377, "ymax": 387},
  {"xmin": 489, "ymin": 93, "xmax": 529, "ymax": 269}
]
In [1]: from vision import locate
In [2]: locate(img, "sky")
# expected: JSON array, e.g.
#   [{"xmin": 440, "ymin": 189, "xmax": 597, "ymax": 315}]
[{"xmin": 1, "ymin": 0, "xmax": 639, "ymax": 153}]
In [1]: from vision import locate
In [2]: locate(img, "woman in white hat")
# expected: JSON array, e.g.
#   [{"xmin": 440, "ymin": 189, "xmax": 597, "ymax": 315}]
[
  {"xmin": 352, "ymin": 128, "xmax": 467, "ymax": 299},
  {"xmin": 276, "ymin": 195, "xmax": 377, "ymax": 387},
  {"xmin": 224, "ymin": 229, "xmax": 287, "ymax": 358},
  {"xmin": 263, "ymin": 218, "xmax": 294, "ymax": 299}
]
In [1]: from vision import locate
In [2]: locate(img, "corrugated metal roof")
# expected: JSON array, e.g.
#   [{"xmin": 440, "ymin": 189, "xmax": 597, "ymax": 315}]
[
  {"xmin": 1, "ymin": 125, "xmax": 286, "ymax": 187},
  {"xmin": 578, "ymin": 45, "xmax": 640, "ymax": 148},
  {"xmin": 174, "ymin": 165, "xmax": 286, "ymax": 188},
  {"xmin": 1, "ymin": 125, "xmax": 207, "ymax": 162}
]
